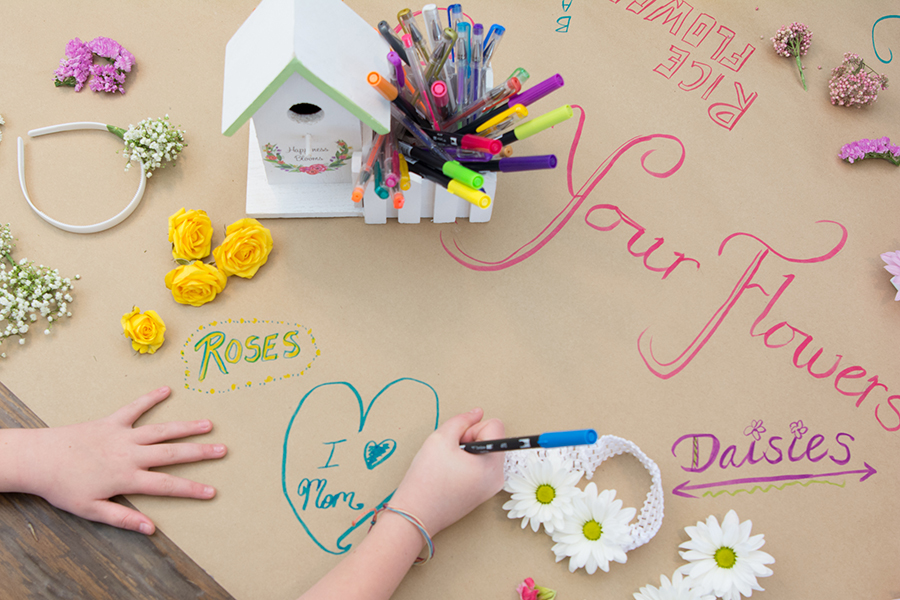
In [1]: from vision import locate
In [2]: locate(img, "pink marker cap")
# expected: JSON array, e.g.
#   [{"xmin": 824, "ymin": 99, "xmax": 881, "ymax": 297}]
[
  {"xmin": 462, "ymin": 134, "xmax": 503, "ymax": 155},
  {"xmin": 432, "ymin": 81, "xmax": 448, "ymax": 107}
]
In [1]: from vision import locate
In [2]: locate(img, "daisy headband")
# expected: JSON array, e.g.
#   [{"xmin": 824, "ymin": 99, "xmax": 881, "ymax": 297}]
[{"xmin": 502, "ymin": 434, "xmax": 664, "ymax": 574}]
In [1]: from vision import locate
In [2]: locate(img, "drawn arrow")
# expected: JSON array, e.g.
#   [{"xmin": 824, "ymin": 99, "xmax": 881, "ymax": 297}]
[{"xmin": 672, "ymin": 463, "xmax": 877, "ymax": 498}]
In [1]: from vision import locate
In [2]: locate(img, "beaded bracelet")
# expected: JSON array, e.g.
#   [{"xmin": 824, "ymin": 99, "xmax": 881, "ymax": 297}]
[{"xmin": 369, "ymin": 504, "xmax": 434, "ymax": 565}]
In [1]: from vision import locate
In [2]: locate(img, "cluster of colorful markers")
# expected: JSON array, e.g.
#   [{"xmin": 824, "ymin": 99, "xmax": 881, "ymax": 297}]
[{"xmin": 353, "ymin": 4, "xmax": 572, "ymax": 210}]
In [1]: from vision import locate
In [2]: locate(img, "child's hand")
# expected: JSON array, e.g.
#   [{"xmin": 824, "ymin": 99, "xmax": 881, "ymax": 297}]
[
  {"xmin": 14, "ymin": 386, "xmax": 226, "ymax": 535},
  {"xmin": 388, "ymin": 408, "xmax": 505, "ymax": 536}
]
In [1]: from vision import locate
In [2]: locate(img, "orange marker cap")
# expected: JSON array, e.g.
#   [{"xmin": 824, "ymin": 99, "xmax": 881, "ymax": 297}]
[{"xmin": 367, "ymin": 71, "xmax": 398, "ymax": 101}]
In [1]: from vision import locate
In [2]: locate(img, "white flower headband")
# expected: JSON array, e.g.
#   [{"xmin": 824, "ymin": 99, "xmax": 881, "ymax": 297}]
[
  {"xmin": 17, "ymin": 123, "xmax": 146, "ymax": 234},
  {"xmin": 17, "ymin": 116, "xmax": 185, "ymax": 234},
  {"xmin": 502, "ymin": 435, "xmax": 664, "ymax": 574}
]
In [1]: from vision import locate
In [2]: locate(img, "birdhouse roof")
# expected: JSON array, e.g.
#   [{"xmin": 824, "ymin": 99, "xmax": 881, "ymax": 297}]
[{"xmin": 222, "ymin": 0, "xmax": 391, "ymax": 137}]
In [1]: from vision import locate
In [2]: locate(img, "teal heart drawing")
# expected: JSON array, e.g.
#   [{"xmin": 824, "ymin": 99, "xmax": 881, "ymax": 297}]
[
  {"xmin": 281, "ymin": 378, "xmax": 439, "ymax": 555},
  {"xmin": 364, "ymin": 439, "xmax": 397, "ymax": 469}
]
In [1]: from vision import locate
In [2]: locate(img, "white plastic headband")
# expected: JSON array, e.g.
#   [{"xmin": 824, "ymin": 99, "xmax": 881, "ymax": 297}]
[
  {"xmin": 17, "ymin": 122, "xmax": 146, "ymax": 234},
  {"xmin": 504, "ymin": 434, "xmax": 664, "ymax": 551}
]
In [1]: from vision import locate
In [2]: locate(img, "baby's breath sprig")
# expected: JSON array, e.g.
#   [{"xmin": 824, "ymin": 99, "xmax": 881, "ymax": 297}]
[
  {"xmin": 0, "ymin": 113, "xmax": 5, "ymax": 143},
  {"xmin": 0, "ymin": 224, "xmax": 78, "ymax": 358},
  {"xmin": 108, "ymin": 114, "xmax": 186, "ymax": 178}
]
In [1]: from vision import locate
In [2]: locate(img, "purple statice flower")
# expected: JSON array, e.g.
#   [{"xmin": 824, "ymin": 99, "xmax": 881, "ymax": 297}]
[
  {"xmin": 772, "ymin": 22, "xmax": 812, "ymax": 90},
  {"xmin": 829, "ymin": 53, "xmax": 888, "ymax": 108},
  {"xmin": 881, "ymin": 251, "xmax": 900, "ymax": 300},
  {"xmin": 838, "ymin": 137, "xmax": 900, "ymax": 165},
  {"xmin": 86, "ymin": 36, "xmax": 135, "ymax": 94},
  {"xmin": 88, "ymin": 62, "xmax": 127, "ymax": 94},
  {"xmin": 53, "ymin": 37, "xmax": 93, "ymax": 91}
]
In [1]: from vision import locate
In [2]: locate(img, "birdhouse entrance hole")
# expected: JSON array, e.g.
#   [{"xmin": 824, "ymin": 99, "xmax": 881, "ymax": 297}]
[{"xmin": 288, "ymin": 103, "xmax": 324, "ymax": 124}]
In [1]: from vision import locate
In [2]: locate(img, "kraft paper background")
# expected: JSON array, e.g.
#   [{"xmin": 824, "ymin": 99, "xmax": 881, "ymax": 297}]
[{"xmin": 1, "ymin": 1, "xmax": 898, "ymax": 598}]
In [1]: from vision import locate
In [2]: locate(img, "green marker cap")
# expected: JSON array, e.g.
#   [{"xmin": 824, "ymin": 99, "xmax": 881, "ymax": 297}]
[
  {"xmin": 443, "ymin": 160, "xmax": 484, "ymax": 189},
  {"xmin": 514, "ymin": 104, "xmax": 574, "ymax": 141}
]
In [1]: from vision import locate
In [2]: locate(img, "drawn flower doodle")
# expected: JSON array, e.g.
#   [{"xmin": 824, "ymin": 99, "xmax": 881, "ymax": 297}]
[
  {"xmin": 743, "ymin": 420, "xmax": 766, "ymax": 441},
  {"xmin": 790, "ymin": 420, "xmax": 808, "ymax": 440}
]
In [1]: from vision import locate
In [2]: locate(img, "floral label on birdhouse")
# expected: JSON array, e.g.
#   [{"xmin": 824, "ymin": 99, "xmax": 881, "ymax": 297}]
[{"xmin": 263, "ymin": 140, "xmax": 352, "ymax": 176}]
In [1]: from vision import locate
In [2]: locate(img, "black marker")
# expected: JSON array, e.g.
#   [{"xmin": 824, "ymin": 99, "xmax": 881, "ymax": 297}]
[
  {"xmin": 378, "ymin": 20, "xmax": 409, "ymax": 65},
  {"xmin": 461, "ymin": 429, "xmax": 598, "ymax": 454}
]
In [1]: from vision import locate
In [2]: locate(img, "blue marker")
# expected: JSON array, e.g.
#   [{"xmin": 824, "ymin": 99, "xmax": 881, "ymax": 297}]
[{"xmin": 460, "ymin": 429, "xmax": 598, "ymax": 454}]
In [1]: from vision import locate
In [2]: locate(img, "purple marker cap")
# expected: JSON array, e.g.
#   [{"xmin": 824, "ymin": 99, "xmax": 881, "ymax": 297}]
[
  {"xmin": 498, "ymin": 155, "xmax": 557, "ymax": 172},
  {"xmin": 387, "ymin": 51, "xmax": 405, "ymax": 88},
  {"xmin": 509, "ymin": 74, "xmax": 565, "ymax": 107}
]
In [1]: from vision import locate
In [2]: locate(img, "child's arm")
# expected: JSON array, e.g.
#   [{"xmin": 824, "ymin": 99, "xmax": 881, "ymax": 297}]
[
  {"xmin": 0, "ymin": 386, "xmax": 226, "ymax": 535},
  {"xmin": 298, "ymin": 407, "xmax": 505, "ymax": 600}
]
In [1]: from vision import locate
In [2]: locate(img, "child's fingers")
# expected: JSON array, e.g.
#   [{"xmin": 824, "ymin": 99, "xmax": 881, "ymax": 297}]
[
  {"xmin": 133, "ymin": 471, "xmax": 218, "ymax": 500},
  {"xmin": 437, "ymin": 408, "xmax": 485, "ymax": 442},
  {"xmin": 138, "ymin": 442, "xmax": 227, "ymax": 468},
  {"xmin": 460, "ymin": 417, "xmax": 504, "ymax": 444},
  {"xmin": 83, "ymin": 500, "xmax": 156, "ymax": 535},
  {"xmin": 114, "ymin": 387, "xmax": 171, "ymax": 426},
  {"xmin": 133, "ymin": 418, "xmax": 213, "ymax": 445}
]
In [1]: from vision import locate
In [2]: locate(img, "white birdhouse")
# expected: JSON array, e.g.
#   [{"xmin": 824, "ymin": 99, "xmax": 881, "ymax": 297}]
[{"xmin": 222, "ymin": 0, "xmax": 496, "ymax": 223}]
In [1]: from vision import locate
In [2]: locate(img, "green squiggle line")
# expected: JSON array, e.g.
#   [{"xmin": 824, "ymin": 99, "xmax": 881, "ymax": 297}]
[{"xmin": 702, "ymin": 479, "xmax": 846, "ymax": 498}]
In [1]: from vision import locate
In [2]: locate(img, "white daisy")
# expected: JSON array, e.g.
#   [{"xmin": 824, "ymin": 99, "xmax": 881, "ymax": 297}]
[
  {"xmin": 550, "ymin": 482, "xmax": 635, "ymax": 574},
  {"xmin": 677, "ymin": 509, "xmax": 774, "ymax": 600},
  {"xmin": 634, "ymin": 571, "xmax": 715, "ymax": 600},
  {"xmin": 502, "ymin": 453, "xmax": 583, "ymax": 534}
]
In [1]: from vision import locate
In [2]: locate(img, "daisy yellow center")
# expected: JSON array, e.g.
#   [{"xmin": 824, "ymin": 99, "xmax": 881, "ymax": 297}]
[
  {"xmin": 582, "ymin": 519, "xmax": 602, "ymax": 541},
  {"xmin": 535, "ymin": 484, "xmax": 556, "ymax": 504},
  {"xmin": 714, "ymin": 546, "xmax": 737, "ymax": 569}
]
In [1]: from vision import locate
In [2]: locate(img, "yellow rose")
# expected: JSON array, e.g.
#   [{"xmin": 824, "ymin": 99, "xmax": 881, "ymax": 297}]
[
  {"xmin": 121, "ymin": 306, "xmax": 166, "ymax": 354},
  {"xmin": 168, "ymin": 208, "xmax": 214, "ymax": 261},
  {"xmin": 165, "ymin": 261, "xmax": 227, "ymax": 307},
  {"xmin": 212, "ymin": 218, "xmax": 273, "ymax": 278}
]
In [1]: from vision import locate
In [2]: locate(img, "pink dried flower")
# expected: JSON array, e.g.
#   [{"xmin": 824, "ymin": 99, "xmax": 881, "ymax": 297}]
[
  {"xmin": 53, "ymin": 36, "xmax": 135, "ymax": 94},
  {"xmin": 829, "ymin": 53, "xmax": 888, "ymax": 107},
  {"xmin": 86, "ymin": 36, "xmax": 135, "ymax": 94},
  {"xmin": 87, "ymin": 36, "xmax": 135, "ymax": 72},
  {"xmin": 772, "ymin": 22, "xmax": 812, "ymax": 90},
  {"xmin": 516, "ymin": 578, "xmax": 557, "ymax": 600},
  {"xmin": 881, "ymin": 251, "xmax": 900, "ymax": 300},
  {"xmin": 53, "ymin": 37, "xmax": 93, "ymax": 91},
  {"xmin": 517, "ymin": 578, "xmax": 538, "ymax": 600},
  {"xmin": 89, "ymin": 62, "xmax": 127, "ymax": 93},
  {"xmin": 838, "ymin": 137, "xmax": 900, "ymax": 165}
]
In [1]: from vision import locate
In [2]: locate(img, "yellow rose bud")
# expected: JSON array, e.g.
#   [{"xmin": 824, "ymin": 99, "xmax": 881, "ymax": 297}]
[
  {"xmin": 121, "ymin": 306, "xmax": 166, "ymax": 354},
  {"xmin": 168, "ymin": 208, "xmax": 214, "ymax": 261},
  {"xmin": 212, "ymin": 218, "xmax": 274, "ymax": 279},
  {"xmin": 165, "ymin": 261, "xmax": 227, "ymax": 307}
]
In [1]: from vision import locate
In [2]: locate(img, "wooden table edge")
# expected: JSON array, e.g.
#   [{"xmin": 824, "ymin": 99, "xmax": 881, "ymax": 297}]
[{"xmin": 0, "ymin": 380, "xmax": 236, "ymax": 600}]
